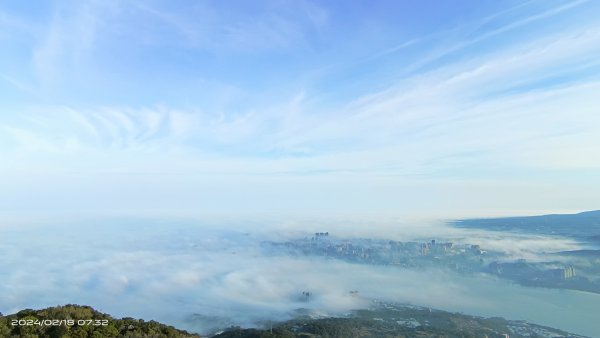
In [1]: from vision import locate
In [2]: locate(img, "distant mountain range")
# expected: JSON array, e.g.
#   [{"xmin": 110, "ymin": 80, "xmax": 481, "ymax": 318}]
[{"xmin": 452, "ymin": 210, "xmax": 600, "ymax": 242}]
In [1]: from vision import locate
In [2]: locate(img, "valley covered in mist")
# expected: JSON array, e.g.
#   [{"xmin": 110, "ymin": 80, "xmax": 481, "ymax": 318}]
[
  {"xmin": 3, "ymin": 0, "xmax": 600, "ymax": 337},
  {"xmin": 1, "ymin": 212, "xmax": 599, "ymax": 337}
]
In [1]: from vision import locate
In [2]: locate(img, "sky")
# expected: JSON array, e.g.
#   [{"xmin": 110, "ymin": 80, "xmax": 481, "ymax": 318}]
[{"xmin": 1, "ymin": 0, "xmax": 600, "ymax": 220}]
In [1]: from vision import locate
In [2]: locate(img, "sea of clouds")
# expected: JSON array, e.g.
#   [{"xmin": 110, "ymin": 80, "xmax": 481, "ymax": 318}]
[{"xmin": 1, "ymin": 216, "xmax": 598, "ymax": 336}]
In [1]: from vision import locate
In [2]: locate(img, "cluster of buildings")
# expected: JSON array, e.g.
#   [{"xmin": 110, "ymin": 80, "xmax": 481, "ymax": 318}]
[
  {"xmin": 489, "ymin": 260, "xmax": 580, "ymax": 284},
  {"xmin": 419, "ymin": 239, "xmax": 459, "ymax": 256},
  {"xmin": 264, "ymin": 232, "xmax": 600, "ymax": 293},
  {"xmin": 552, "ymin": 265, "xmax": 576, "ymax": 279},
  {"xmin": 266, "ymin": 233, "xmax": 489, "ymax": 269}
]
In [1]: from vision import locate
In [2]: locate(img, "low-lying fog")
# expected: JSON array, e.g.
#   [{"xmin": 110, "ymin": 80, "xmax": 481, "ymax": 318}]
[{"xmin": 1, "ymin": 217, "xmax": 598, "ymax": 336}]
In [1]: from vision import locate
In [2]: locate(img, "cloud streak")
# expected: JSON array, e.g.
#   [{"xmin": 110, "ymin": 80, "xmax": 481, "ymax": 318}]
[
  {"xmin": 4, "ymin": 27, "xmax": 600, "ymax": 171},
  {"xmin": 1, "ymin": 0, "xmax": 600, "ymax": 219}
]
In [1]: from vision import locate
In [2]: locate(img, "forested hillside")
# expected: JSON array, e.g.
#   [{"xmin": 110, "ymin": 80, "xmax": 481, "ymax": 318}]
[{"xmin": 0, "ymin": 305, "xmax": 200, "ymax": 338}]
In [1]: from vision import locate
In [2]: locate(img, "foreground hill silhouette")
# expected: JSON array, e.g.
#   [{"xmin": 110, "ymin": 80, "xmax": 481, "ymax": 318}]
[
  {"xmin": 0, "ymin": 303, "xmax": 588, "ymax": 338},
  {"xmin": 0, "ymin": 305, "xmax": 200, "ymax": 338}
]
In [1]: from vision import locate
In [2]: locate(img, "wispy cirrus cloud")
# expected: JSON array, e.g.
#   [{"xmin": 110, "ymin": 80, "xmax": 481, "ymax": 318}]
[
  {"xmin": 3, "ymin": 26, "xmax": 600, "ymax": 176},
  {"xmin": 400, "ymin": 0, "xmax": 590, "ymax": 73},
  {"xmin": 1, "ymin": 106, "xmax": 195, "ymax": 154},
  {"xmin": 1, "ymin": 0, "xmax": 600, "ymax": 216}
]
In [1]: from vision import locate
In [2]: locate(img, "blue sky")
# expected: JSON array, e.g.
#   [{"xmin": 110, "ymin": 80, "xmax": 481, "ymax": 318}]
[{"xmin": 1, "ymin": 0, "xmax": 600, "ymax": 219}]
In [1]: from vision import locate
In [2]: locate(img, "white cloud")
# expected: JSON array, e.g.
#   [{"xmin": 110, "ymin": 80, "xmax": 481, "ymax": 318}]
[
  {"xmin": 131, "ymin": 0, "xmax": 323, "ymax": 53},
  {"xmin": 31, "ymin": 1, "xmax": 108, "ymax": 85},
  {"xmin": 2, "ymin": 2, "xmax": 600, "ymax": 217},
  {"xmin": 393, "ymin": 0, "xmax": 590, "ymax": 75}
]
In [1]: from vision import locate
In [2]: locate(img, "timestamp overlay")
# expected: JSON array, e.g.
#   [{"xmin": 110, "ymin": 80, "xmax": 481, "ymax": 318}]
[{"xmin": 11, "ymin": 319, "xmax": 110, "ymax": 327}]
